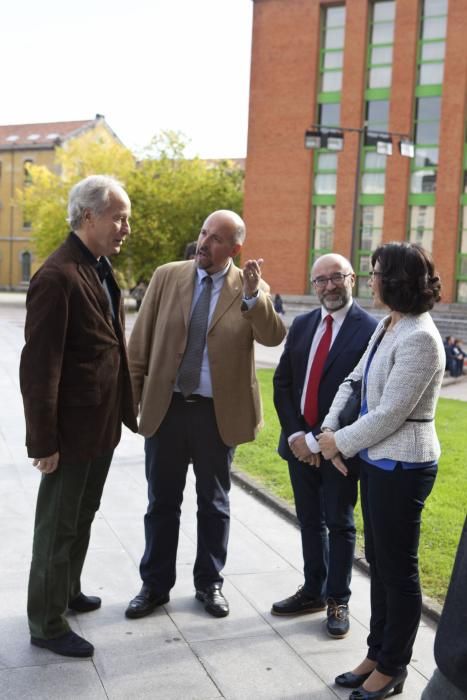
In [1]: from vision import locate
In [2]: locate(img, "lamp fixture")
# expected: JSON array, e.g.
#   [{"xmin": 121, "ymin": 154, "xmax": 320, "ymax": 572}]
[
  {"xmin": 326, "ymin": 132, "xmax": 344, "ymax": 151},
  {"xmin": 399, "ymin": 139, "xmax": 415, "ymax": 158},
  {"xmin": 376, "ymin": 136, "xmax": 393, "ymax": 156},
  {"xmin": 304, "ymin": 130, "xmax": 322, "ymax": 149}
]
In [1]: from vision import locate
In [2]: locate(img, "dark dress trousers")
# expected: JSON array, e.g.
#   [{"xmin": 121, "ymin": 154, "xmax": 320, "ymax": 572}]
[
  {"xmin": 273, "ymin": 302, "xmax": 377, "ymax": 603},
  {"xmin": 20, "ymin": 234, "xmax": 137, "ymax": 639}
]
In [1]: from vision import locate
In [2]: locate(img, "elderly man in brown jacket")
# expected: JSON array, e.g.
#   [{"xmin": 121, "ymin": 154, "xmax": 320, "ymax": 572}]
[
  {"xmin": 20, "ymin": 175, "xmax": 137, "ymax": 658},
  {"xmin": 125, "ymin": 210, "xmax": 286, "ymax": 620}
]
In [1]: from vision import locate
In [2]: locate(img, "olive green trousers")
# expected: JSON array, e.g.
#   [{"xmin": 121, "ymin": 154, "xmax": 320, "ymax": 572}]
[{"xmin": 27, "ymin": 452, "xmax": 113, "ymax": 639}]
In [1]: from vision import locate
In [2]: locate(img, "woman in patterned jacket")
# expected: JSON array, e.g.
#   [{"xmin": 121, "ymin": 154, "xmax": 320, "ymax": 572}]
[{"xmin": 319, "ymin": 243, "xmax": 444, "ymax": 700}]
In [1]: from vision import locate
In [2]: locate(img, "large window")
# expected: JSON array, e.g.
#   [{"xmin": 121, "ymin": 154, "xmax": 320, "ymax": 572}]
[
  {"xmin": 408, "ymin": 0, "xmax": 448, "ymax": 250},
  {"xmin": 311, "ymin": 5, "xmax": 346, "ymax": 278},
  {"xmin": 320, "ymin": 6, "xmax": 346, "ymax": 94},
  {"xmin": 408, "ymin": 205, "xmax": 434, "ymax": 251},
  {"xmin": 356, "ymin": 206, "xmax": 384, "ymax": 297},
  {"xmin": 411, "ymin": 96, "xmax": 441, "ymax": 193},
  {"xmin": 368, "ymin": 1, "xmax": 395, "ymax": 89},
  {"xmin": 418, "ymin": 0, "xmax": 448, "ymax": 85},
  {"xmin": 355, "ymin": 2, "xmax": 395, "ymax": 295},
  {"xmin": 21, "ymin": 251, "xmax": 32, "ymax": 283},
  {"xmin": 313, "ymin": 206, "xmax": 335, "ymax": 251}
]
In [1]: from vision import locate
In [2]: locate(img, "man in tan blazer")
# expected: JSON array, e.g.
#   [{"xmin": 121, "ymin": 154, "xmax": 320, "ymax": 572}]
[
  {"xmin": 126, "ymin": 210, "xmax": 286, "ymax": 619},
  {"xmin": 20, "ymin": 175, "xmax": 137, "ymax": 658}
]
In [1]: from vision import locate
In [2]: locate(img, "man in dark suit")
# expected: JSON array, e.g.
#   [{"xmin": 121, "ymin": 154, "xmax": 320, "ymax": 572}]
[
  {"xmin": 272, "ymin": 254, "xmax": 377, "ymax": 638},
  {"xmin": 20, "ymin": 175, "xmax": 137, "ymax": 658}
]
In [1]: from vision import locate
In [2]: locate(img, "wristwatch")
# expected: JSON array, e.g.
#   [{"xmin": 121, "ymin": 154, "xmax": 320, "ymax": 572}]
[{"xmin": 244, "ymin": 289, "xmax": 259, "ymax": 300}]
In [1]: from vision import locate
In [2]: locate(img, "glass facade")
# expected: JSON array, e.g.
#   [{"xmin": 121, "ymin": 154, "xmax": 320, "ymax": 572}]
[
  {"xmin": 409, "ymin": 0, "xmax": 448, "ymax": 253},
  {"xmin": 311, "ymin": 5, "xmax": 346, "ymax": 279},
  {"xmin": 356, "ymin": 1, "xmax": 395, "ymax": 292}
]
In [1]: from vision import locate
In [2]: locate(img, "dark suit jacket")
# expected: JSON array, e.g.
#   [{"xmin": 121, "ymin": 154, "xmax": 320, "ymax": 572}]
[
  {"xmin": 274, "ymin": 301, "xmax": 378, "ymax": 461},
  {"xmin": 20, "ymin": 234, "xmax": 137, "ymax": 464},
  {"xmin": 434, "ymin": 516, "xmax": 467, "ymax": 693}
]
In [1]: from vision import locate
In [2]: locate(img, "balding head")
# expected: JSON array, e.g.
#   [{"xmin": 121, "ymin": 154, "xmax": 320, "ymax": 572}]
[
  {"xmin": 311, "ymin": 253, "xmax": 355, "ymax": 311},
  {"xmin": 196, "ymin": 210, "xmax": 245, "ymax": 274}
]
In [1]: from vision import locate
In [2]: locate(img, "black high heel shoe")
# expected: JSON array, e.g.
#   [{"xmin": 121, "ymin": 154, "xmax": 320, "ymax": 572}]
[
  {"xmin": 335, "ymin": 670, "xmax": 372, "ymax": 689},
  {"xmin": 349, "ymin": 669, "xmax": 408, "ymax": 699}
]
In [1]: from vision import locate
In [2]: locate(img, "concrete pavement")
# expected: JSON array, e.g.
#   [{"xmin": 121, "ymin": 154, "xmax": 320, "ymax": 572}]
[{"xmin": 0, "ymin": 297, "xmax": 443, "ymax": 700}]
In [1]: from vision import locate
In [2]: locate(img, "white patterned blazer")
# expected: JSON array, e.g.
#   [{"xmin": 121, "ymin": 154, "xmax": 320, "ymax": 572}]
[{"xmin": 322, "ymin": 312, "xmax": 445, "ymax": 463}]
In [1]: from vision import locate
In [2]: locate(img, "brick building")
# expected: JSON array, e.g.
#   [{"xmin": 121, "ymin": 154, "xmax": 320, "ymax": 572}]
[
  {"xmin": 0, "ymin": 115, "xmax": 120, "ymax": 289},
  {"xmin": 242, "ymin": 0, "xmax": 467, "ymax": 303}
]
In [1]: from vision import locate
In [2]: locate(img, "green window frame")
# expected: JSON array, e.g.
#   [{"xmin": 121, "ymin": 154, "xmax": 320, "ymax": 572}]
[
  {"xmin": 417, "ymin": 0, "xmax": 447, "ymax": 87},
  {"xmin": 319, "ymin": 5, "xmax": 346, "ymax": 95},
  {"xmin": 367, "ymin": 1, "xmax": 395, "ymax": 90}
]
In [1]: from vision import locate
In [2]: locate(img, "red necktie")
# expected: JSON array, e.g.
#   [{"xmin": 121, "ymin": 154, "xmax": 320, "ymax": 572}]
[{"xmin": 303, "ymin": 314, "xmax": 333, "ymax": 427}]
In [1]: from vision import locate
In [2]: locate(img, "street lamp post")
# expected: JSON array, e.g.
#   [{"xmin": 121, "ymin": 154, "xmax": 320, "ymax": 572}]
[{"xmin": 304, "ymin": 123, "xmax": 414, "ymax": 267}]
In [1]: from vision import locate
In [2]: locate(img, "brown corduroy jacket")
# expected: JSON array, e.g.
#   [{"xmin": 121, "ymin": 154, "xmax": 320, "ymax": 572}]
[{"xmin": 20, "ymin": 234, "xmax": 137, "ymax": 464}]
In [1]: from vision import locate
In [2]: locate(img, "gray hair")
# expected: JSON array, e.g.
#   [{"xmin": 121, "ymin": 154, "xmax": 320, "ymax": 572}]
[{"xmin": 67, "ymin": 175, "xmax": 127, "ymax": 231}]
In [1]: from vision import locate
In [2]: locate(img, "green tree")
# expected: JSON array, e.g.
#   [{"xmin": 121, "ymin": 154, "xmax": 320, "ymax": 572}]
[
  {"xmin": 21, "ymin": 129, "xmax": 244, "ymax": 287},
  {"xmin": 20, "ymin": 130, "xmax": 135, "ymax": 261},
  {"xmin": 121, "ymin": 131, "xmax": 244, "ymax": 283}
]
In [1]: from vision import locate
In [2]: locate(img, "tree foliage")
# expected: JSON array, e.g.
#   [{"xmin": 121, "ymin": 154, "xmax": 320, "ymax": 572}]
[
  {"xmin": 20, "ymin": 129, "xmax": 134, "ymax": 261},
  {"xmin": 122, "ymin": 131, "xmax": 244, "ymax": 283},
  {"xmin": 21, "ymin": 129, "xmax": 244, "ymax": 287}
]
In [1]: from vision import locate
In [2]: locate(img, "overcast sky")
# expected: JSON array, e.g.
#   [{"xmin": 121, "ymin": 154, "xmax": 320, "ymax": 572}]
[{"xmin": 1, "ymin": 0, "xmax": 253, "ymax": 158}]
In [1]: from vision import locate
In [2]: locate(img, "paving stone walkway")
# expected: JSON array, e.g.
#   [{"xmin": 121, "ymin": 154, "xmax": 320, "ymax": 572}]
[{"xmin": 0, "ymin": 296, "xmax": 441, "ymax": 699}]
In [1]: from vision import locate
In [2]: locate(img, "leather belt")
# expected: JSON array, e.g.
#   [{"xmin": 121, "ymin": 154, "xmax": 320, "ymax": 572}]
[{"xmin": 173, "ymin": 392, "xmax": 213, "ymax": 403}]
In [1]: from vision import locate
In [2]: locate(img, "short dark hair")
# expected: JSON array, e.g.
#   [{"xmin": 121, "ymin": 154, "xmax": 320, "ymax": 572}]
[
  {"xmin": 371, "ymin": 242, "xmax": 441, "ymax": 313},
  {"xmin": 184, "ymin": 241, "xmax": 197, "ymax": 260}
]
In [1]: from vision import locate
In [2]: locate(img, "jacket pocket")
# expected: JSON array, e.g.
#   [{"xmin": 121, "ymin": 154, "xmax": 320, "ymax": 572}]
[{"xmin": 59, "ymin": 387, "xmax": 102, "ymax": 406}]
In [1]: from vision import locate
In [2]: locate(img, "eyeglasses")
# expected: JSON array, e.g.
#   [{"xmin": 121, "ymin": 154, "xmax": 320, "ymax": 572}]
[
  {"xmin": 368, "ymin": 270, "xmax": 383, "ymax": 279},
  {"xmin": 311, "ymin": 273, "xmax": 353, "ymax": 288}
]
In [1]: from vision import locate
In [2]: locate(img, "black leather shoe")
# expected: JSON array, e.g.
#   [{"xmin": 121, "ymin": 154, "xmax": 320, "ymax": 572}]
[
  {"xmin": 195, "ymin": 583, "xmax": 229, "ymax": 617},
  {"xmin": 68, "ymin": 593, "xmax": 102, "ymax": 613},
  {"xmin": 349, "ymin": 669, "xmax": 408, "ymax": 699},
  {"xmin": 326, "ymin": 599, "xmax": 350, "ymax": 638},
  {"xmin": 335, "ymin": 671, "xmax": 372, "ymax": 688},
  {"xmin": 271, "ymin": 586, "xmax": 326, "ymax": 616},
  {"xmin": 125, "ymin": 585, "xmax": 170, "ymax": 619},
  {"xmin": 31, "ymin": 630, "xmax": 94, "ymax": 658}
]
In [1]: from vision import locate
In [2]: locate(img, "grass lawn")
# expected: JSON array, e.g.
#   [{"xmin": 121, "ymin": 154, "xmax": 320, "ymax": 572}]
[{"xmin": 234, "ymin": 368, "xmax": 467, "ymax": 603}]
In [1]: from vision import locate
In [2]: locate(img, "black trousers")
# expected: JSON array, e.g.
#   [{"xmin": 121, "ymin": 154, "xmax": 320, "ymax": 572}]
[
  {"xmin": 288, "ymin": 455, "xmax": 358, "ymax": 604},
  {"xmin": 28, "ymin": 452, "xmax": 113, "ymax": 639},
  {"xmin": 360, "ymin": 461, "xmax": 437, "ymax": 676},
  {"xmin": 140, "ymin": 394, "xmax": 234, "ymax": 593}
]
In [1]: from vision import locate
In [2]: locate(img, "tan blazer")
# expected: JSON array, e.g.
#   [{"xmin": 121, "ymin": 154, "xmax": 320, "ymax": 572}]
[{"xmin": 128, "ymin": 260, "xmax": 286, "ymax": 447}]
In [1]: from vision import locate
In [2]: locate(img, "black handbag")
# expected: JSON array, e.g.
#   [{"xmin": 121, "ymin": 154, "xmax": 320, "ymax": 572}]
[{"xmin": 338, "ymin": 379, "xmax": 362, "ymax": 427}]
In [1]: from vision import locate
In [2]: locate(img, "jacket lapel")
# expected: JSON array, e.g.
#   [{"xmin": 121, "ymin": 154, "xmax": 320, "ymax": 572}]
[
  {"xmin": 323, "ymin": 302, "xmax": 361, "ymax": 374},
  {"xmin": 208, "ymin": 262, "xmax": 242, "ymax": 331},
  {"xmin": 298, "ymin": 310, "xmax": 321, "ymax": 382},
  {"xmin": 177, "ymin": 262, "xmax": 197, "ymax": 330}
]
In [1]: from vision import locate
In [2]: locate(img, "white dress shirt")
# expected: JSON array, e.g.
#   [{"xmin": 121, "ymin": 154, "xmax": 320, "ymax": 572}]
[
  {"xmin": 289, "ymin": 299, "xmax": 352, "ymax": 453},
  {"xmin": 175, "ymin": 260, "xmax": 259, "ymax": 397}
]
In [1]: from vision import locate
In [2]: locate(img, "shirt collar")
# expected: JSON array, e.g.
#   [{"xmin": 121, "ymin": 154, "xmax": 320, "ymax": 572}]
[
  {"xmin": 71, "ymin": 232, "xmax": 112, "ymax": 281},
  {"xmin": 196, "ymin": 259, "xmax": 231, "ymax": 284}
]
